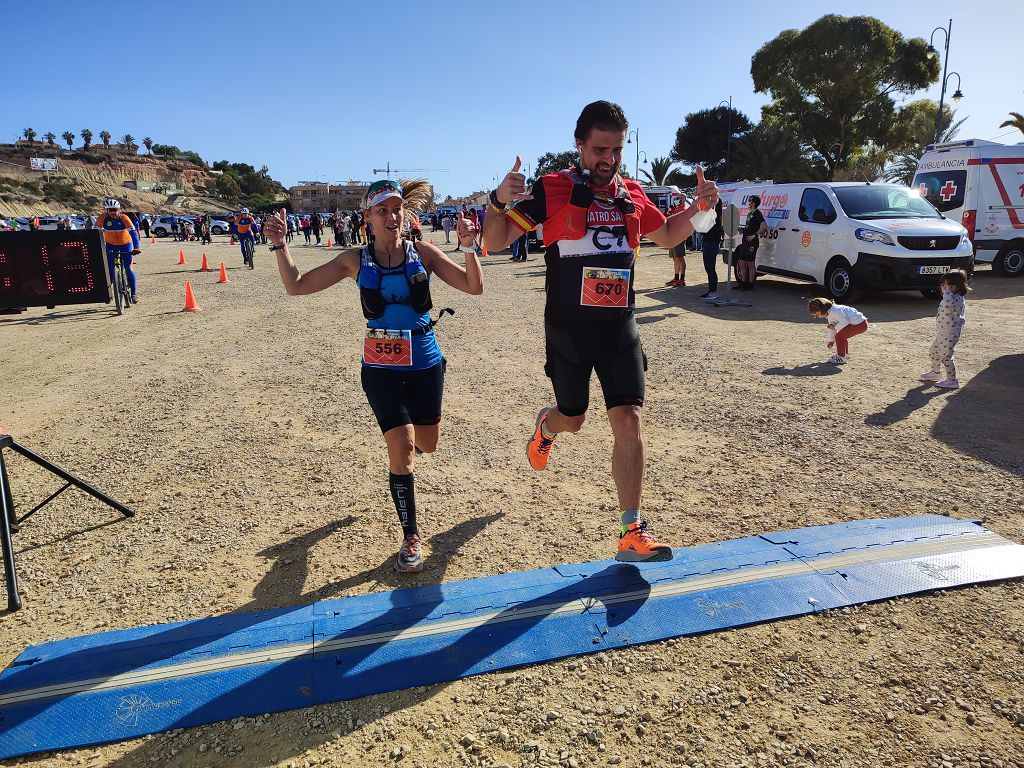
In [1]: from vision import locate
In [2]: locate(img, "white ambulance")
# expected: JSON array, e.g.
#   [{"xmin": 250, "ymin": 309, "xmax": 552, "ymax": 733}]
[
  {"xmin": 912, "ymin": 138, "xmax": 1024, "ymax": 277},
  {"xmin": 718, "ymin": 181, "xmax": 974, "ymax": 302}
]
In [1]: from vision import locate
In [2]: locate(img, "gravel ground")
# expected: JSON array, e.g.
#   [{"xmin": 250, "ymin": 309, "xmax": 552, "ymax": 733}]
[{"xmin": 1, "ymin": 234, "xmax": 1022, "ymax": 768}]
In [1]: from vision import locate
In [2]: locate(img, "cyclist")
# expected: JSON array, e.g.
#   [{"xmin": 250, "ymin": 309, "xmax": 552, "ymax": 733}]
[
  {"xmin": 483, "ymin": 100, "xmax": 719, "ymax": 564},
  {"xmin": 264, "ymin": 179, "xmax": 483, "ymax": 573},
  {"xmin": 234, "ymin": 208, "xmax": 258, "ymax": 266},
  {"xmin": 97, "ymin": 199, "xmax": 141, "ymax": 303}
]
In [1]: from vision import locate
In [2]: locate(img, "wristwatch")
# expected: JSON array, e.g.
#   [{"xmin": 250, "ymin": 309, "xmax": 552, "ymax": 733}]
[{"xmin": 489, "ymin": 189, "xmax": 504, "ymax": 209}]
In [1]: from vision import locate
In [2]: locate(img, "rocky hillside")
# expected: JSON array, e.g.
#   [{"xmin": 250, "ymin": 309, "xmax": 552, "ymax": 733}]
[{"xmin": 0, "ymin": 146, "xmax": 240, "ymax": 217}]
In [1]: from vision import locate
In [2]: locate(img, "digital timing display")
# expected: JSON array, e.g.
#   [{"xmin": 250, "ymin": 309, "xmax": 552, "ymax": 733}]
[{"xmin": 0, "ymin": 230, "xmax": 111, "ymax": 308}]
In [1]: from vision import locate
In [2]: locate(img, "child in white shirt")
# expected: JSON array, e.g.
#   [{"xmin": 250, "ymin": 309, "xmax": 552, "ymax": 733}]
[{"xmin": 808, "ymin": 297, "xmax": 868, "ymax": 365}]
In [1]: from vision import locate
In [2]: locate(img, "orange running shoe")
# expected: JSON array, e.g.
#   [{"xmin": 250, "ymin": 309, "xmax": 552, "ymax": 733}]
[
  {"xmin": 527, "ymin": 408, "xmax": 556, "ymax": 470},
  {"xmin": 616, "ymin": 520, "xmax": 673, "ymax": 562}
]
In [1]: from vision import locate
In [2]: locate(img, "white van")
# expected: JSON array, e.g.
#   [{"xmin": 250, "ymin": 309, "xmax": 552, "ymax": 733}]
[
  {"xmin": 912, "ymin": 138, "xmax": 1024, "ymax": 277},
  {"xmin": 641, "ymin": 185, "xmax": 683, "ymax": 215},
  {"xmin": 718, "ymin": 182, "xmax": 973, "ymax": 301}
]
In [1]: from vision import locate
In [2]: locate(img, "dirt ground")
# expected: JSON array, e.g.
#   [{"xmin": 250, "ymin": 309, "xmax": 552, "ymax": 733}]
[{"xmin": 1, "ymin": 232, "xmax": 1022, "ymax": 768}]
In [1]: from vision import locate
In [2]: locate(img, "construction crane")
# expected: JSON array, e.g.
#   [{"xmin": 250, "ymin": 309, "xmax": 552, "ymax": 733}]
[{"xmin": 372, "ymin": 161, "xmax": 449, "ymax": 178}]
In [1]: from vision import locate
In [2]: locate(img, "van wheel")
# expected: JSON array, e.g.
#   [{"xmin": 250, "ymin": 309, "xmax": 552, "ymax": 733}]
[
  {"xmin": 825, "ymin": 259, "xmax": 858, "ymax": 302},
  {"xmin": 993, "ymin": 242, "xmax": 1024, "ymax": 277},
  {"xmin": 920, "ymin": 288, "xmax": 941, "ymax": 299}
]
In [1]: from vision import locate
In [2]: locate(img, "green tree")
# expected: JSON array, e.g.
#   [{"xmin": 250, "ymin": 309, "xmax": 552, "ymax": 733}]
[
  {"xmin": 883, "ymin": 100, "xmax": 966, "ymax": 185},
  {"xmin": 730, "ymin": 121, "xmax": 817, "ymax": 182},
  {"xmin": 534, "ymin": 150, "xmax": 578, "ymax": 178},
  {"xmin": 670, "ymin": 106, "xmax": 753, "ymax": 180},
  {"xmin": 752, "ymin": 14, "xmax": 939, "ymax": 178},
  {"xmin": 1000, "ymin": 112, "xmax": 1024, "ymax": 138},
  {"xmin": 80, "ymin": 129, "xmax": 93, "ymax": 149},
  {"xmin": 62, "ymin": 131, "xmax": 75, "ymax": 150},
  {"xmin": 43, "ymin": 132, "xmax": 56, "ymax": 147},
  {"xmin": 151, "ymin": 143, "xmax": 180, "ymax": 157},
  {"xmin": 121, "ymin": 134, "xmax": 137, "ymax": 152},
  {"xmin": 180, "ymin": 150, "xmax": 205, "ymax": 166},
  {"xmin": 99, "ymin": 130, "xmax": 111, "ymax": 148},
  {"xmin": 143, "ymin": 137, "xmax": 153, "ymax": 155},
  {"xmin": 639, "ymin": 156, "xmax": 678, "ymax": 186},
  {"xmin": 216, "ymin": 173, "xmax": 242, "ymax": 197},
  {"xmin": 22, "ymin": 128, "xmax": 37, "ymax": 143}
]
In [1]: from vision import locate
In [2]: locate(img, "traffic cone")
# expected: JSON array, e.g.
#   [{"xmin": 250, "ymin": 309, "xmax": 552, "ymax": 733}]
[
  {"xmin": 326, "ymin": 237, "xmax": 332, "ymax": 248},
  {"xmin": 182, "ymin": 281, "xmax": 202, "ymax": 312},
  {"xmin": 151, "ymin": 236, "xmax": 156, "ymax": 244},
  {"xmin": 199, "ymin": 253, "xmax": 212, "ymax": 271},
  {"xmin": 230, "ymin": 235, "xmax": 235, "ymax": 245},
  {"xmin": 428, "ymin": 237, "xmax": 434, "ymax": 245},
  {"xmin": 217, "ymin": 262, "xmax": 229, "ymax": 283},
  {"xmin": 481, "ymin": 247, "xmax": 489, "ymax": 258},
  {"xmin": 177, "ymin": 250, "xmax": 187, "ymax": 265}
]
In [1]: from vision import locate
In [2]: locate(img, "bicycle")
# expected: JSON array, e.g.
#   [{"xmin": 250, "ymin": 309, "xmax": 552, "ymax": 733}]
[
  {"xmin": 110, "ymin": 251, "xmax": 133, "ymax": 315},
  {"xmin": 241, "ymin": 236, "xmax": 255, "ymax": 270}
]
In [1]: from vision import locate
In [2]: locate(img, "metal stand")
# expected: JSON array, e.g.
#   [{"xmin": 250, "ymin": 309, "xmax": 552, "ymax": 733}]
[
  {"xmin": 0, "ymin": 434, "xmax": 135, "ymax": 612},
  {"xmin": 707, "ymin": 203, "xmax": 751, "ymax": 309}
]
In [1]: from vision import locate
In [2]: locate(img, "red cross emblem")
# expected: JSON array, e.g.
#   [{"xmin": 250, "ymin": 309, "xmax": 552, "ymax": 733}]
[
  {"xmin": 939, "ymin": 180, "xmax": 958, "ymax": 202},
  {"xmin": 917, "ymin": 183, "xmax": 928, "ymax": 196}
]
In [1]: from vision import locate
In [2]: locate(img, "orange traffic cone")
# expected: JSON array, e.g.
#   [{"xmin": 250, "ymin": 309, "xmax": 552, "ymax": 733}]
[
  {"xmin": 178, "ymin": 249, "xmax": 186, "ymax": 265},
  {"xmin": 481, "ymin": 247, "xmax": 489, "ymax": 258},
  {"xmin": 151, "ymin": 236, "xmax": 156, "ymax": 244},
  {"xmin": 182, "ymin": 281, "xmax": 202, "ymax": 312},
  {"xmin": 428, "ymin": 237, "xmax": 434, "ymax": 245},
  {"xmin": 217, "ymin": 262, "xmax": 229, "ymax": 283},
  {"xmin": 230, "ymin": 235, "xmax": 235, "ymax": 245},
  {"xmin": 199, "ymin": 253, "xmax": 212, "ymax": 271},
  {"xmin": 326, "ymin": 237, "xmax": 332, "ymax": 248}
]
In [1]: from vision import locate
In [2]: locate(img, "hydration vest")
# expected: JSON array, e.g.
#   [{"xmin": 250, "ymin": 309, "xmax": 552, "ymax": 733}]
[
  {"xmin": 358, "ymin": 240, "xmax": 432, "ymax": 321},
  {"xmin": 541, "ymin": 168, "xmax": 642, "ymax": 249}
]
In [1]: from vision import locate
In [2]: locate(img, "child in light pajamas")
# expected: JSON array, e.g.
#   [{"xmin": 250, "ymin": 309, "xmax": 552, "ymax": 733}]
[{"xmin": 920, "ymin": 269, "xmax": 969, "ymax": 389}]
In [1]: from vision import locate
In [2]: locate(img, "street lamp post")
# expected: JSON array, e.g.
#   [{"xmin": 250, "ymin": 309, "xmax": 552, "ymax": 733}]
[
  {"xmin": 627, "ymin": 129, "xmax": 639, "ymax": 179},
  {"xmin": 717, "ymin": 96, "xmax": 733, "ymax": 178},
  {"xmin": 637, "ymin": 151, "xmax": 648, "ymax": 182},
  {"xmin": 927, "ymin": 19, "xmax": 964, "ymax": 144}
]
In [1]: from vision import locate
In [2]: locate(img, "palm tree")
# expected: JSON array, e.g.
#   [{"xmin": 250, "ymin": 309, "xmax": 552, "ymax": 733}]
[
  {"xmin": 22, "ymin": 128, "xmax": 37, "ymax": 143},
  {"xmin": 81, "ymin": 129, "xmax": 93, "ymax": 149},
  {"xmin": 884, "ymin": 104, "xmax": 967, "ymax": 186},
  {"xmin": 99, "ymin": 130, "xmax": 111, "ymax": 148},
  {"xmin": 143, "ymin": 137, "xmax": 153, "ymax": 155},
  {"xmin": 62, "ymin": 131, "xmax": 75, "ymax": 150},
  {"xmin": 121, "ymin": 134, "xmax": 137, "ymax": 152},
  {"xmin": 730, "ymin": 122, "xmax": 809, "ymax": 182},
  {"xmin": 43, "ymin": 132, "xmax": 56, "ymax": 147},
  {"xmin": 999, "ymin": 112, "xmax": 1024, "ymax": 138},
  {"xmin": 639, "ymin": 156, "xmax": 678, "ymax": 186}
]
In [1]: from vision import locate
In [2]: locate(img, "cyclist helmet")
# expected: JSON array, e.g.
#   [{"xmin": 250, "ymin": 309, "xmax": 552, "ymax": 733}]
[
  {"xmin": 240, "ymin": 207, "xmax": 250, "ymax": 214},
  {"xmin": 104, "ymin": 198, "xmax": 121, "ymax": 209}
]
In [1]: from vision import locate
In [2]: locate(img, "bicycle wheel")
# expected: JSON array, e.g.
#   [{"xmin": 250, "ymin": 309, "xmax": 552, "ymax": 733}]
[
  {"xmin": 245, "ymin": 239, "xmax": 255, "ymax": 269},
  {"xmin": 121, "ymin": 265, "xmax": 133, "ymax": 308},
  {"xmin": 113, "ymin": 265, "xmax": 125, "ymax": 315}
]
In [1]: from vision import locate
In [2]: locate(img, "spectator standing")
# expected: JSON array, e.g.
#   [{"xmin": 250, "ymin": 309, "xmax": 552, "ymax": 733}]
[
  {"xmin": 301, "ymin": 214, "xmax": 312, "ymax": 245},
  {"xmin": 442, "ymin": 212, "xmax": 453, "ymax": 243},
  {"xmin": 698, "ymin": 199, "xmax": 723, "ymax": 300}
]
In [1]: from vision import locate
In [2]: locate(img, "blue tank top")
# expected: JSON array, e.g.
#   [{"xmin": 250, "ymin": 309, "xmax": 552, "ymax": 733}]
[{"xmin": 357, "ymin": 241, "xmax": 442, "ymax": 371}]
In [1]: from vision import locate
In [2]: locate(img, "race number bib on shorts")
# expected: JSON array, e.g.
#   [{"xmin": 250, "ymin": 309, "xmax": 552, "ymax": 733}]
[
  {"xmin": 363, "ymin": 329, "xmax": 413, "ymax": 367},
  {"xmin": 580, "ymin": 267, "xmax": 630, "ymax": 307}
]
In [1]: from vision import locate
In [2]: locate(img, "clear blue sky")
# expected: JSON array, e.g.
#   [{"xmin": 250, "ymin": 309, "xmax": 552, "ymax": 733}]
[{"xmin": 2, "ymin": 0, "xmax": 1020, "ymax": 199}]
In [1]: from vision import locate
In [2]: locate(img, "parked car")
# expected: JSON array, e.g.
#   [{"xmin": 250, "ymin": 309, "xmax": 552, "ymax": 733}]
[
  {"xmin": 210, "ymin": 219, "xmax": 230, "ymax": 235},
  {"xmin": 18, "ymin": 216, "xmax": 62, "ymax": 231},
  {"xmin": 150, "ymin": 216, "xmax": 181, "ymax": 237}
]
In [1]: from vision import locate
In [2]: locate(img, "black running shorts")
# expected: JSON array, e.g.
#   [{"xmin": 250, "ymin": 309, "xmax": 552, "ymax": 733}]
[
  {"xmin": 543, "ymin": 319, "xmax": 646, "ymax": 417},
  {"xmin": 361, "ymin": 359, "xmax": 446, "ymax": 434}
]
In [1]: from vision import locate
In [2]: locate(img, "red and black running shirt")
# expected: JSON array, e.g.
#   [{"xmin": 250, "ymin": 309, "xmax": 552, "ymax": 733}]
[{"xmin": 506, "ymin": 170, "xmax": 665, "ymax": 325}]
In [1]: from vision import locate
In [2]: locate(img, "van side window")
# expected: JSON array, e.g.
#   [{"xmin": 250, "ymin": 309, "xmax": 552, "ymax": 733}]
[{"xmin": 799, "ymin": 189, "xmax": 836, "ymax": 224}]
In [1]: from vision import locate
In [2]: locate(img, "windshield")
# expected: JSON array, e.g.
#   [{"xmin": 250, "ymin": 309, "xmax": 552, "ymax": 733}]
[
  {"xmin": 831, "ymin": 186, "xmax": 941, "ymax": 220},
  {"xmin": 911, "ymin": 170, "xmax": 967, "ymax": 213}
]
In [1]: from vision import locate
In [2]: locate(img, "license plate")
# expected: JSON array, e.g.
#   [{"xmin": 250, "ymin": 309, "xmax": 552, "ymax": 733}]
[{"xmin": 917, "ymin": 265, "xmax": 947, "ymax": 275}]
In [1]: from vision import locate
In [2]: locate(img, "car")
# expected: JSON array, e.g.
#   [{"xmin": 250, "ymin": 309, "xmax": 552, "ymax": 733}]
[
  {"xmin": 210, "ymin": 219, "xmax": 230, "ymax": 235},
  {"xmin": 18, "ymin": 216, "xmax": 62, "ymax": 231},
  {"xmin": 150, "ymin": 216, "xmax": 182, "ymax": 237},
  {"xmin": 419, "ymin": 213, "xmax": 432, "ymax": 225}
]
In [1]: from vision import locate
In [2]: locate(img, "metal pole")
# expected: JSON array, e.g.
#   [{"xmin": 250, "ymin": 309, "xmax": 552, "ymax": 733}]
[
  {"xmin": 725, "ymin": 96, "xmax": 732, "ymax": 178},
  {"xmin": 0, "ymin": 447, "xmax": 22, "ymax": 611},
  {"xmin": 634, "ymin": 129, "xmax": 639, "ymax": 180},
  {"xmin": 934, "ymin": 19, "xmax": 952, "ymax": 144}
]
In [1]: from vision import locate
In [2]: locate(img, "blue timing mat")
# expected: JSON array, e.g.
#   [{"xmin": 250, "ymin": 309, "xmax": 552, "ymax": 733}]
[{"xmin": 1, "ymin": 514, "xmax": 1021, "ymax": 759}]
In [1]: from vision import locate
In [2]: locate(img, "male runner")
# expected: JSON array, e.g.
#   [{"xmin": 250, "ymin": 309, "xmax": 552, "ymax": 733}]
[
  {"xmin": 234, "ymin": 208, "xmax": 258, "ymax": 266},
  {"xmin": 482, "ymin": 100, "xmax": 719, "ymax": 563}
]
